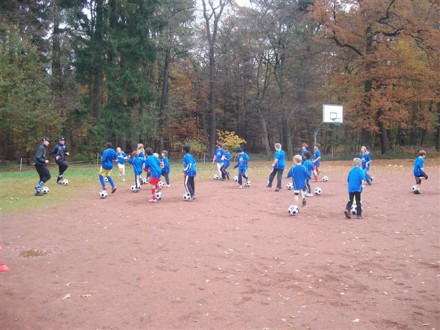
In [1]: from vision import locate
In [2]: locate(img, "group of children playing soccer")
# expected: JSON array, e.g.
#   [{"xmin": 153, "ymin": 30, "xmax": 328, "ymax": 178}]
[{"xmin": 34, "ymin": 136, "xmax": 430, "ymax": 217}]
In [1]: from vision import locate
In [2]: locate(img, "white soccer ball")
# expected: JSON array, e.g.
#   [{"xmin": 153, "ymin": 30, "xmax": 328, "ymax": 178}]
[
  {"xmin": 288, "ymin": 205, "xmax": 299, "ymax": 216},
  {"xmin": 314, "ymin": 187, "xmax": 322, "ymax": 195},
  {"xmin": 155, "ymin": 191, "xmax": 163, "ymax": 200},
  {"xmin": 213, "ymin": 174, "xmax": 219, "ymax": 180},
  {"xmin": 42, "ymin": 186, "xmax": 50, "ymax": 194},
  {"xmin": 183, "ymin": 193, "xmax": 192, "ymax": 201},
  {"xmin": 245, "ymin": 180, "xmax": 252, "ymax": 187},
  {"xmin": 322, "ymin": 175, "xmax": 328, "ymax": 182},
  {"xmin": 130, "ymin": 185, "xmax": 138, "ymax": 192},
  {"xmin": 99, "ymin": 190, "xmax": 108, "ymax": 199},
  {"xmin": 62, "ymin": 179, "xmax": 69, "ymax": 186},
  {"xmin": 286, "ymin": 182, "xmax": 293, "ymax": 190},
  {"xmin": 350, "ymin": 205, "xmax": 357, "ymax": 215},
  {"xmin": 158, "ymin": 181, "xmax": 165, "ymax": 188},
  {"xmin": 233, "ymin": 176, "xmax": 238, "ymax": 182},
  {"xmin": 104, "ymin": 177, "xmax": 109, "ymax": 182},
  {"xmin": 411, "ymin": 185, "xmax": 418, "ymax": 192},
  {"xmin": 142, "ymin": 177, "xmax": 148, "ymax": 184}
]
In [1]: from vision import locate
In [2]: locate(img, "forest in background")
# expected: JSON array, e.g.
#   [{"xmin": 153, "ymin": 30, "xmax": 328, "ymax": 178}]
[{"xmin": 0, "ymin": 0, "xmax": 439, "ymax": 163}]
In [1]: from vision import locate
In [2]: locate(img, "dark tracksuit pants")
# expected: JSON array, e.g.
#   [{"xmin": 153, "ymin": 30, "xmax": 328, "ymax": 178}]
[
  {"xmin": 268, "ymin": 168, "xmax": 284, "ymax": 189},
  {"xmin": 35, "ymin": 164, "xmax": 51, "ymax": 184},
  {"xmin": 346, "ymin": 192, "xmax": 362, "ymax": 215},
  {"xmin": 57, "ymin": 160, "xmax": 69, "ymax": 177},
  {"xmin": 184, "ymin": 175, "xmax": 195, "ymax": 197}
]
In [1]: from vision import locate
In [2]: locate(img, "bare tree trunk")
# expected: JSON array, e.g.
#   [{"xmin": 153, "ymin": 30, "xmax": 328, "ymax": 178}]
[{"xmin": 256, "ymin": 106, "xmax": 271, "ymax": 157}]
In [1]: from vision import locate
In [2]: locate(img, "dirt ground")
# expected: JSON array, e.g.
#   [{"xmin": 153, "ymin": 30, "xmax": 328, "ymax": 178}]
[{"xmin": 1, "ymin": 160, "xmax": 439, "ymax": 330}]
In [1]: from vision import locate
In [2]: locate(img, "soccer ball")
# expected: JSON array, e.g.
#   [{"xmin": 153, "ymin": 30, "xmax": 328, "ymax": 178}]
[
  {"xmin": 411, "ymin": 185, "xmax": 418, "ymax": 192},
  {"xmin": 314, "ymin": 187, "xmax": 322, "ymax": 195},
  {"xmin": 213, "ymin": 174, "xmax": 220, "ymax": 180},
  {"xmin": 286, "ymin": 183, "xmax": 293, "ymax": 190},
  {"xmin": 322, "ymin": 175, "xmax": 328, "ymax": 182},
  {"xmin": 350, "ymin": 205, "xmax": 357, "ymax": 215},
  {"xmin": 104, "ymin": 177, "xmax": 109, "ymax": 182},
  {"xmin": 62, "ymin": 179, "xmax": 69, "ymax": 186},
  {"xmin": 288, "ymin": 205, "xmax": 299, "ymax": 216},
  {"xmin": 233, "ymin": 176, "xmax": 238, "ymax": 182},
  {"xmin": 158, "ymin": 181, "xmax": 165, "ymax": 188},
  {"xmin": 245, "ymin": 180, "xmax": 251, "ymax": 187},
  {"xmin": 183, "ymin": 193, "xmax": 192, "ymax": 201},
  {"xmin": 130, "ymin": 185, "xmax": 138, "ymax": 192},
  {"xmin": 99, "ymin": 190, "xmax": 108, "ymax": 199},
  {"xmin": 142, "ymin": 177, "xmax": 148, "ymax": 184},
  {"xmin": 155, "ymin": 191, "xmax": 163, "ymax": 201},
  {"xmin": 42, "ymin": 186, "xmax": 50, "ymax": 194}
]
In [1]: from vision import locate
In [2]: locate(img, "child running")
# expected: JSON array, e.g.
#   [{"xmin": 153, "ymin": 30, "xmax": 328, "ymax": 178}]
[
  {"xmin": 212, "ymin": 142, "xmax": 224, "ymax": 179},
  {"xmin": 161, "ymin": 150, "xmax": 171, "ymax": 187},
  {"xmin": 144, "ymin": 148, "xmax": 163, "ymax": 203},
  {"xmin": 127, "ymin": 151, "xmax": 143, "ymax": 192},
  {"xmin": 413, "ymin": 150, "xmax": 428, "ymax": 194},
  {"xmin": 51, "ymin": 137, "xmax": 70, "ymax": 184},
  {"xmin": 312, "ymin": 143, "xmax": 321, "ymax": 182},
  {"xmin": 302, "ymin": 151, "xmax": 314, "ymax": 196},
  {"xmin": 359, "ymin": 146, "xmax": 373, "ymax": 185},
  {"xmin": 234, "ymin": 147, "xmax": 250, "ymax": 189},
  {"xmin": 220, "ymin": 146, "xmax": 232, "ymax": 180},
  {"xmin": 182, "ymin": 145, "xmax": 197, "ymax": 201},
  {"xmin": 344, "ymin": 158, "xmax": 365, "ymax": 219},
  {"xmin": 266, "ymin": 143, "xmax": 285, "ymax": 191},
  {"xmin": 99, "ymin": 142, "xmax": 117, "ymax": 194},
  {"xmin": 116, "ymin": 147, "xmax": 127, "ymax": 181},
  {"xmin": 286, "ymin": 155, "xmax": 311, "ymax": 208}
]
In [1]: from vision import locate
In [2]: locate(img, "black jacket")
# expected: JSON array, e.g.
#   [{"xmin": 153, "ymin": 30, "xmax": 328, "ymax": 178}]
[
  {"xmin": 51, "ymin": 143, "xmax": 68, "ymax": 162},
  {"xmin": 34, "ymin": 144, "xmax": 47, "ymax": 165}
]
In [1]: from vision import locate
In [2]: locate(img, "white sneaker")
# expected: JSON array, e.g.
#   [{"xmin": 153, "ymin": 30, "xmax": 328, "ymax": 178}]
[
  {"xmin": 122, "ymin": 178, "xmax": 125, "ymax": 182},
  {"xmin": 239, "ymin": 185, "xmax": 243, "ymax": 189},
  {"xmin": 166, "ymin": 184, "xmax": 170, "ymax": 188},
  {"xmin": 306, "ymin": 193, "xmax": 313, "ymax": 197}
]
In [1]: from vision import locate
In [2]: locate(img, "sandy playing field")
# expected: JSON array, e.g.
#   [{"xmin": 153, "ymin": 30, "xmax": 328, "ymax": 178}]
[{"xmin": 0, "ymin": 160, "xmax": 439, "ymax": 329}]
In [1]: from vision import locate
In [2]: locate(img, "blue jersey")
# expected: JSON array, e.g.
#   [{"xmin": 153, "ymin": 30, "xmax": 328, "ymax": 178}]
[
  {"xmin": 183, "ymin": 153, "xmax": 197, "ymax": 176},
  {"xmin": 287, "ymin": 164, "xmax": 311, "ymax": 190},
  {"xmin": 274, "ymin": 149, "xmax": 285, "ymax": 170},
  {"xmin": 101, "ymin": 148, "xmax": 117, "ymax": 170},
  {"xmin": 223, "ymin": 151, "xmax": 232, "ymax": 168},
  {"xmin": 144, "ymin": 156, "xmax": 162, "ymax": 179},
  {"xmin": 162, "ymin": 156, "xmax": 170, "ymax": 173},
  {"xmin": 347, "ymin": 167, "xmax": 365, "ymax": 193},
  {"xmin": 413, "ymin": 156, "xmax": 425, "ymax": 176},
  {"xmin": 214, "ymin": 148, "xmax": 224, "ymax": 163},
  {"xmin": 128, "ymin": 156, "xmax": 144, "ymax": 175},
  {"xmin": 313, "ymin": 149, "xmax": 321, "ymax": 167},
  {"xmin": 303, "ymin": 159, "xmax": 314, "ymax": 176},
  {"xmin": 237, "ymin": 152, "xmax": 249, "ymax": 171},
  {"xmin": 117, "ymin": 152, "xmax": 127, "ymax": 165},
  {"xmin": 359, "ymin": 153, "xmax": 371, "ymax": 170}
]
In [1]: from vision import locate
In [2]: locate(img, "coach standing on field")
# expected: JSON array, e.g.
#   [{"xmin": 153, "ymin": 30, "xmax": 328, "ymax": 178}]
[
  {"xmin": 34, "ymin": 137, "xmax": 51, "ymax": 196},
  {"xmin": 51, "ymin": 136, "xmax": 69, "ymax": 184}
]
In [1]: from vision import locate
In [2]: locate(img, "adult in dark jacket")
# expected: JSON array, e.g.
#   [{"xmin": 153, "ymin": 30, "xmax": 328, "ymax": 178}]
[
  {"xmin": 34, "ymin": 137, "xmax": 51, "ymax": 196},
  {"xmin": 51, "ymin": 137, "xmax": 70, "ymax": 183}
]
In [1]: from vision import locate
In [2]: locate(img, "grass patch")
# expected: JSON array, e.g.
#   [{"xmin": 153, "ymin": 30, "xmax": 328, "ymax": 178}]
[{"xmin": 0, "ymin": 160, "xmax": 274, "ymax": 213}]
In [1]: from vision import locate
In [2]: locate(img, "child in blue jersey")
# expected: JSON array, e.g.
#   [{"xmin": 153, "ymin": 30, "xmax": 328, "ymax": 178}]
[
  {"xmin": 344, "ymin": 158, "xmax": 366, "ymax": 219},
  {"xmin": 212, "ymin": 142, "xmax": 224, "ymax": 179},
  {"xmin": 99, "ymin": 142, "xmax": 117, "ymax": 193},
  {"xmin": 161, "ymin": 150, "xmax": 171, "ymax": 187},
  {"xmin": 286, "ymin": 155, "xmax": 311, "ymax": 207},
  {"xmin": 116, "ymin": 147, "xmax": 127, "ymax": 182},
  {"xmin": 300, "ymin": 143, "xmax": 309, "ymax": 162},
  {"xmin": 359, "ymin": 146, "xmax": 373, "ymax": 185},
  {"xmin": 234, "ymin": 147, "xmax": 250, "ymax": 189},
  {"xmin": 127, "ymin": 151, "xmax": 143, "ymax": 192},
  {"xmin": 302, "ymin": 151, "xmax": 314, "ymax": 196},
  {"xmin": 220, "ymin": 146, "xmax": 232, "ymax": 180},
  {"xmin": 137, "ymin": 143, "xmax": 146, "ymax": 182},
  {"xmin": 413, "ymin": 150, "xmax": 428, "ymax": 194},
  {"xmin": 182, "ymin": 145, "xmax": 197, "ymax": 200},
  {"xmin": 144, "ymin": 148, "xmax": 163, "ymax": 203},
  {"xmin": 266, "ymin": 143, "xmax": 286, "ymax": 191},
  {"xmin": 312, "ymin": 143, "xmax": 321, "ymax": 182}
]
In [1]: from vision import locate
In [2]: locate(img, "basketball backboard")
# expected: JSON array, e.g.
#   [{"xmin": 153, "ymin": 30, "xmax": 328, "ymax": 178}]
[{"xmin": 323, "ymin": 104, "xmax": 343, "ymax": 123}]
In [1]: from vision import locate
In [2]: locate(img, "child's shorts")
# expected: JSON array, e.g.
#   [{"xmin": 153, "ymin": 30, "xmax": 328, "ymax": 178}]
[
  {"xmin": 293, "ymin": 189, "xmax": 301, "ymax": 195},
  {"xmin": 99, "ymin": 167, "xmax": 112, "ymax": 177},
  {"xmin": 118, "ymin": 163, "xmax": 125, "ymax": 170},
  {"xmin": 150, "ymin": 177, "xmax": 160, "ymax": 186}
]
